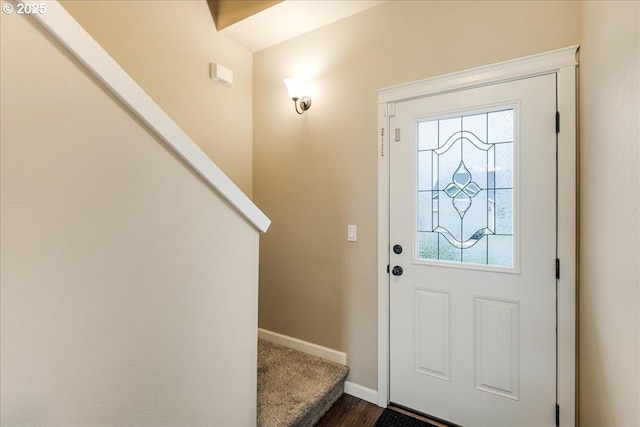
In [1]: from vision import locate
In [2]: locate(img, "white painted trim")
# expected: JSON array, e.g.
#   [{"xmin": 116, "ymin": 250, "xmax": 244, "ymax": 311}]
[
  {"xmin": 377, "ymin": 46, "xmax": 578, "ymax": 425},
  {"xmin": 377, "ymin": 103, "xmax": 391, "ymax": 408},
  {"xmin": 378, "ymin": 45, "xmax": 579, "ymax": 104},
  {"xmin": 257, "ymin": 329, "xmax": 347, "ymax": 365},
  {"xmin": 29, "ymin": 0, "xmax": 270, "ymax": 233},
  {"xmin": 556, "ymin": 63, "xmax": 578, "ymax": 427},
  {"xmin": 344, "ymin": 381, "xmax": 381, "ymax": 406}
]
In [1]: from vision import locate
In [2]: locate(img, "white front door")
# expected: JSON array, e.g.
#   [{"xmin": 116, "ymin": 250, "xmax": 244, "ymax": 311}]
[{"xmin": 389, "ymin": 74, "xmax": 557, "ymax": 426}]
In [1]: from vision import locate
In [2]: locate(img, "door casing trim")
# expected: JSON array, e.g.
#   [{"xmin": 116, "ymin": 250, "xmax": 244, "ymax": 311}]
[{"xmin": 376, "ymin": 45, "xmax": 578, "ymax": 426}]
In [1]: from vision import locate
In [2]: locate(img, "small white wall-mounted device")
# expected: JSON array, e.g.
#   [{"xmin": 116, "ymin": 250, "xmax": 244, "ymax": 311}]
[
  {"xmin": 347, "ymin": 225, "xmax": 357, "ymax": 242},
  {"xmin": 210, "ymin": 63, "xmax": 233, "ymax": 86}
]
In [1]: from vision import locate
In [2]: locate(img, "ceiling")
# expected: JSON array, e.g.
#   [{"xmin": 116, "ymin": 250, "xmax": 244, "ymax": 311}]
[{"xmin": 213, "ymin": 0, "xmax": 385, "ymax": 52}]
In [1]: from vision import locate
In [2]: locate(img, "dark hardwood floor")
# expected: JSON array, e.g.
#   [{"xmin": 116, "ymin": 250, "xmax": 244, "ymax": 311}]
[
  {"xmin": 315, "ymin": 394, "xmax": 451, "ymax": 427},
  {"xmin": 315, "ymin": 394, "xmax": 384, "ymax": 427}
]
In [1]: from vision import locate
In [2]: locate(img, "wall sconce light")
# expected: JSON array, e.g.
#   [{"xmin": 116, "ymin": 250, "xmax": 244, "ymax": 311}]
[{"xmin": 284, "ymin": 77, "xmax": 312, "ymax": 114}]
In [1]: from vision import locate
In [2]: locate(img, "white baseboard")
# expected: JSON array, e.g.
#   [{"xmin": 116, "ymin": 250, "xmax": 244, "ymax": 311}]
[
  {"xmin": 258, "ymin": 328, "xmax": 347, "ymax": 365},
  {"xmin": 344, "ymin": 381, "xmax": 380, "ymax": 406}
]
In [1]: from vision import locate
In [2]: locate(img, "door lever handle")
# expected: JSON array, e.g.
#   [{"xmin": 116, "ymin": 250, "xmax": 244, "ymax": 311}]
[{"xmin": 392, "ymin": 266, "xmax": 404, "ymax": 276}]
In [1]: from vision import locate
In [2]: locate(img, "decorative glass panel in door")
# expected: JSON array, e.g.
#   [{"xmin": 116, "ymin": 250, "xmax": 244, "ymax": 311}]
[{"xmin": 417, "ymin": 108, "xmax": 515, "ymax": 267}]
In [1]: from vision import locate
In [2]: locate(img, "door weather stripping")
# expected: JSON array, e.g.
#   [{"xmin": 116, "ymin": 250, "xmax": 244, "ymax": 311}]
[
  {"xmin": 556, "ymin": 259, "xmax": 560, "ymax": 280},
  {"xmin": 556, "ymin": 111, "xmax": 560, "ymax": 134}
]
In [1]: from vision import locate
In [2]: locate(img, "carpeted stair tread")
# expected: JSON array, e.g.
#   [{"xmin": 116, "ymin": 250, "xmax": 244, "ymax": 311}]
[{"xmin": 257, "ymin": 338, "xmax": 349, "ymax": 427}]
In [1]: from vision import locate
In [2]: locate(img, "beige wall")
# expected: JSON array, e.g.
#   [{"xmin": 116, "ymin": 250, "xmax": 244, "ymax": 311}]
[
  {"xmin": 253, "ymin": 1, "xmax": 581, "ymax": 389},
  {"xmin": 60, "ymin": 0, "xmax": 255, "ymax": 196},
  {"xmin": 579, "ymin": 2, "xmax": 640, "ymax": 426},
  {"xmin": 1, "ymin": 10, "xmax": 259, "ymax": 427}
]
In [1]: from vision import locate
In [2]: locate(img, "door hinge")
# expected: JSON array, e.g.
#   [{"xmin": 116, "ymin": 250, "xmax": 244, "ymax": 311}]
[
  {"xmin": 556, "ymin": 258, "xmax": 560, "ymax": 280},
  {"xmin": 388, "ymin": 103, "xmax": 396, "ymax": 117},
  {"xmin": 380, "ymin": 128, "xmax": 385, "ymax": 157},
  {"xmin": 395, "ymin": 128, "xmax": 401, "ymax": 142},
  {"xmin": 556, "ymin": 111, "xmax": 560, "ymax": 134},
  {"xmin": 556, "ymin": 403, "xmax": 560, "ymax": 426},
  {"xmin": 387, "ymin": 264, "xmax": 390, "ymax": 274}
]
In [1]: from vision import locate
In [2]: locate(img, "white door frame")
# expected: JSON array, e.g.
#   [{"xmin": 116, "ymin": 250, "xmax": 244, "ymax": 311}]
[{"xmin": 377, "ymin": 46, "xmax": 578, "ymax": 426}]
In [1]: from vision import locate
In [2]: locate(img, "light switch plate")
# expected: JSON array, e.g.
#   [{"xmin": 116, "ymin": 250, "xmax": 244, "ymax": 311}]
[{"xmin": 347, "ymin": 225, "xmax": 357, "ymax": 242}]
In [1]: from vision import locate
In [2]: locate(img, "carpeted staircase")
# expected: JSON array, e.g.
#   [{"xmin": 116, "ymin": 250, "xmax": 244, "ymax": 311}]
[{"xmin": 257, "ymin": 338, "xmax": 349, "ymax": 427}]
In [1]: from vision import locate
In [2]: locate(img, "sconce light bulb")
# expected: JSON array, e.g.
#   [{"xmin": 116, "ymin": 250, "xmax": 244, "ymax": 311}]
[
  {"xmin": 284, "ymin": 77, "xmax": 302, "ymax": 100},
  {"xmin": 284, "ymin": 77, "xmax": 311, "ymax": 115}
]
